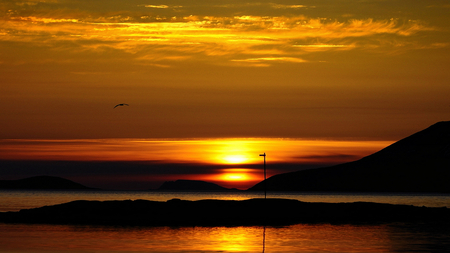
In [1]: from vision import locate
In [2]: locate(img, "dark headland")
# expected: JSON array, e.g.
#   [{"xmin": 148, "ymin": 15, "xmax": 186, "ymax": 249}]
[
  {"xmin": 250, "ymin": 121, "xmax": 450, "ymax": 192},
  {"xmin": 1, "ymin": 198, "xmax": 449, "ymax": 227}
]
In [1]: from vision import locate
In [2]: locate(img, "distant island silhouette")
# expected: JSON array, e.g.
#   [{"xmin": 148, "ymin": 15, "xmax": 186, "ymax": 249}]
[
  {"xmin": 0, "ymin": 177, "xmax": 239, "ymax": 191},
  {"xmin": 0, "ymin": 175, "xmax": 95, "ymax": 190},
  {"xmin": 249, "ymin": 121, "xmax": 450, "ymax": 192},
  {"xmin": 1, "ymin": 198, "xmax": 449, "ymax": 227},
  {"xmin": 156, "ymin": 180, "xmax": 240, "ymax": 191}
]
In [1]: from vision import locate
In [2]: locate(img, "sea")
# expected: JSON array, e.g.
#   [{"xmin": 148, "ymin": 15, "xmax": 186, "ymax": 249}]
[{"xmin": 1, "ymin": 190, "xmax": 450, "ymax": 253}]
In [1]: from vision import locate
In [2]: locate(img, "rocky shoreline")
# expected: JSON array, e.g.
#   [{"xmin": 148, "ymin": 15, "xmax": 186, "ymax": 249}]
[{"xmin": 1, "ymin": 198, "xmax": 449, "ymax": 227}]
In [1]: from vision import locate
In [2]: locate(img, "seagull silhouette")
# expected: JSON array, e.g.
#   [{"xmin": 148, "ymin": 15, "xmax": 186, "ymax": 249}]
[{"xmin": 114, "ymin": 103, "xmax": 129, "ymax": 109}]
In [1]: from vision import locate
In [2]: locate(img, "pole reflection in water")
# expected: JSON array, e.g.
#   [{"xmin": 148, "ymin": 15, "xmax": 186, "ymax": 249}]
[
  {"xmin": 1, "ymin": 223, "xmax": 449, "ymax": 252},
  {"xmin": 262, "ymin": 226, "xmax": 266, "ymax": 253}
]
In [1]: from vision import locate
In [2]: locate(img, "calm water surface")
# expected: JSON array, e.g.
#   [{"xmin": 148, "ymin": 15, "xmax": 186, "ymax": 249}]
[{"xmin": 1, "ymin": 190, "xmax": 450, "ymax": 252}]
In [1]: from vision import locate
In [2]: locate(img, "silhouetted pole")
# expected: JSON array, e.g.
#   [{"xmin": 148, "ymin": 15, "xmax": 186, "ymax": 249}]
[{"xmin": 259, "ymin": 153, "xmax": 266, "ymax": 199}]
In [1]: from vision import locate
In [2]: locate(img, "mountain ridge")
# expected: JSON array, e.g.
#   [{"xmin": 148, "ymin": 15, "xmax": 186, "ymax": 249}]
[{"xmin": 249, "ymin": 121, "xmax": 450, "ymax": 192}]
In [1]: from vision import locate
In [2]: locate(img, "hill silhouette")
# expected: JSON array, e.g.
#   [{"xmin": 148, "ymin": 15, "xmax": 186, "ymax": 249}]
[
  {"xmin": 0, "ymin": 175, "xmax": 94, "ymax": 190},
  {"xmin": 157, "ymin": 180, "xmax": 239, "ymax": 191},
  {"xmin": 249, "ymin": 121, "xmax": 450, "ymax": 192}
]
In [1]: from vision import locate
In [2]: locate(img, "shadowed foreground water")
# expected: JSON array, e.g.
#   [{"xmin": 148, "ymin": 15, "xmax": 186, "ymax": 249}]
[{"xmin": 1, "ymin": 222, "xmax": 450, "ymax": 253}]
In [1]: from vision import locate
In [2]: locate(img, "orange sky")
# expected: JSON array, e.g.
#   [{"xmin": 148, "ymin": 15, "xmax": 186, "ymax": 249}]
[
  {"xmin": 0, "ymin": 138, "xmax": 391, "ymax": 189},
  {"xmin": 0, "ymin": 138, "xmax": 391, "ymax": 163},
  {"xmin": 1, "ymin": 0, "xmax": 449, "ymax": 189},
  {"xmin": 1, "ymin": 0, "xmax": 449, "ymax": 140}
]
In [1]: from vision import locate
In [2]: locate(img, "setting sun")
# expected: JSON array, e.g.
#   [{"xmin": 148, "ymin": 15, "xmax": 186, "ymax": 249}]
[
  {"xmin": 223, "ymin": 173, "xmax": 247, "ymax": 181},
  {"xmin": 202, "ymin": 168, "xmax": 263, "ymax": 189},
  {"xmin": 221, "ymin": 155, "xmax": 248, "ymax": 164},
  {"xmin": 213, "ymin": 169, "xmax": 257, "ymax": 182}
]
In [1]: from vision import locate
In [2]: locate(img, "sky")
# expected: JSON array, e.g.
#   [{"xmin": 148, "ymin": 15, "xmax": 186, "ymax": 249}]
[{"xmin": 1, "ymin": 0, "xmax": 449, "ymax": 189}]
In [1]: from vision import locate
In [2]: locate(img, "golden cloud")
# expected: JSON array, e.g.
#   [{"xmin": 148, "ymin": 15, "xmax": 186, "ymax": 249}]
[
  {"xmin": 270, "ymin": 4, "xmax": 309, "ymax": 9},
  {"xmin": 143, "ymin": 5, "xmax": 169, "ymax": 9},
  {"xmin": 0, "ymin": 12, "xmax": 436, "ymax": 66},
  {"xmin": 232, "ymin": 57, "xmax": 307, "ymax": 63}
]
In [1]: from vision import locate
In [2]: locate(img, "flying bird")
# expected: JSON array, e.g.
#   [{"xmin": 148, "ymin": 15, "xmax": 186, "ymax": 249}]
[{"xmin": 114, "ymin": 103, "xmax": 129, "ymax": 109}]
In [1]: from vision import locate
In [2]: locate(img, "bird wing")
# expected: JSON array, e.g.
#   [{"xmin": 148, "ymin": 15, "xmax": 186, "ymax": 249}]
[{"xmin": 113, "ymin": 103, "xmax": 128, "ymax": 108}]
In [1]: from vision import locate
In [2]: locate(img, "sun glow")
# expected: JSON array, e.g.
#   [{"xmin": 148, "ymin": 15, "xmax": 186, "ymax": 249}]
[
  {"xmin": 211, "ymin": 139, "xmax": 262, "ymax": 165},
  {"xmin": 0, "ymin": 138, "xmax": 391, "ymax": 164},
  {"xmin": 222, "ymin": 173, "xmax": 248, "ymax": 181},
  {"xmin": 213, "ymin": 169, "xmax": 260, "ymax": 181},
  {"xmin": 0, "ymin": 138, "xmax": 393, "ymax": 190},
  {"xmin": 221, "ymin": 155, "xmax": 248, "ymax": 164},
  {"xmin": 205, "ymin": 168, "xmax": 262, "ymax": 189},
  {"xmin": 228, "ymin": 174, "xmax": 244, "ymax": 180}
]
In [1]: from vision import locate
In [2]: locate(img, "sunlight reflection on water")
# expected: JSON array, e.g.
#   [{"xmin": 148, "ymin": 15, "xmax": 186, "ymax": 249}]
[{"xmin": 1, "ymin": 223, "xmax": 449, "ymax": 253}]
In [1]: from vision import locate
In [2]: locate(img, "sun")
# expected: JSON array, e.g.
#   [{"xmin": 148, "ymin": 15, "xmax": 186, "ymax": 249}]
[
  {"xmin": 211, "ymin": 168, "xmax": 259, "ymax": 182},
  {"xmin": 196, "ymin": 168, "xmax": 264, "ymax": 189},
  {"xmin": 223, "ymin": 173, "xmax": 247, "ymax": 181},
  {"xmin": 216, "ymin": 172, "xmax": 251, "ymax": 183},
  {"xmin": 222, "ymin": 155, "xmax": 248, "ymax": 164}
]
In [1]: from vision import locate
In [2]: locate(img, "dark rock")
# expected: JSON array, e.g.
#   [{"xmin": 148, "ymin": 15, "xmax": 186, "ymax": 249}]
[{"xmin": 0, "ymin": 198, "xmax": 449, "ymax": 227}]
